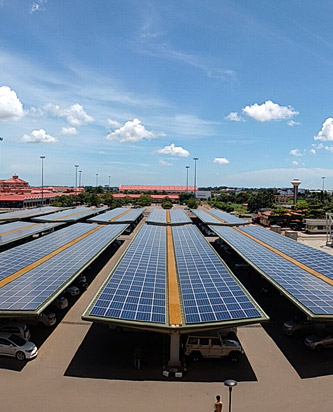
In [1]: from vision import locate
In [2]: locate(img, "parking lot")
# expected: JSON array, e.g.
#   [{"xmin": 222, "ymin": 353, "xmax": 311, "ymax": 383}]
[{"xmin": 1, "ymin": 225, "xmax": 333, "ymax": 411}]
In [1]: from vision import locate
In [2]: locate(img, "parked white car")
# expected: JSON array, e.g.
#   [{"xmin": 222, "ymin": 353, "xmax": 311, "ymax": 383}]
[
  {"xmin": 21, "ymin": 310, "xmax": 57, "ymax": 327},
  {"xmin": 0, "ymin": 332, "xmax": 38, "ymax": 361},
  {"xmin": 65, "ymin": 286, "xmax": 80, "ymax": 297},
  {"xmin": 0, "ymin": 322, "xmax": 31, "ymax": 340},
  {"xmin": 52, "ymin": 296, "xmax": 68, "ymax": 310}
]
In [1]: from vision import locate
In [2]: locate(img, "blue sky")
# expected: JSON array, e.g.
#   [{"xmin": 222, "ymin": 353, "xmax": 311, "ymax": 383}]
[{"xmin": 1, "ymin": 0, "xmax": 333, "ymax": 189}]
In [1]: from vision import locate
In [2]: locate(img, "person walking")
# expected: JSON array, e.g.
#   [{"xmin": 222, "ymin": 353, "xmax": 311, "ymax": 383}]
[
  {"xmin": 134, "ymin": 346, "xmax": 143, "ymax": 370},
  {"xmin": 214, "ymin": 395, "xmax": 223, "ymax": 412}
]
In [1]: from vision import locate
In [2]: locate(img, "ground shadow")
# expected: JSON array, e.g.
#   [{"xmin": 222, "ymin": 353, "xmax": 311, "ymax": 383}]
[{"xmin": 64, "ymin": 323, "xmax": 257, "ymax": 382}]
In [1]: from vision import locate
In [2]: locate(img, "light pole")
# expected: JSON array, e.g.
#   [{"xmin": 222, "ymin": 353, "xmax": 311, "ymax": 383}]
[
  {"xmin": 74, "ymin": 165, "xmax": 79, "ymax": 191},
  {"xmin": 322, "ymin": 176, "xmax": 326, "ymax": 191},
  {"xmin": 96, "ymin": 173, "xmax": 99, "ymax": 187},
  {"xmin": 186, "ymin": 166, "xmax": 190, "ymax": 193},
  {"xmin": 108, "ymin": 175, "xmax": 111, "ymax": 191},
  {"xmin": 79, "ymin": 170, "xmax": 82, "ymax": 188},
  {"xmin": 193, "ymin": 157, "xmax": 198, "ymax": 198},
  {"xmin": 40, "ymin": 156, "xmax": 45, "ymax": 207},
  {"xmin": 224, "ymin": 379, "xmax": 237, "ymax": 412},
  {"xmin": 0, "ymin": 137, "xmax": 3, "ymax": 179}
]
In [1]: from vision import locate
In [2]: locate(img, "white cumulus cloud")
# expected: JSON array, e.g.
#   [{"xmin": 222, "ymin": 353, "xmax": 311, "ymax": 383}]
[
  {"xmin": 242, "ymin": 100, "xmax": 298, "ymax": 122},
  {"xmin": 30, "ymin": 0, "xmax": 47, "ymax": 13},
  {"xmin": 225, "ymin": 112, "xmax": 243, "ymax": 122},
  {"xmin": 106, "ymin": 119, "xmax": 121, "ymax": 129},
  {"xmin": 0, "ymin": 86, "xmax": 24, "ymax": 121},
  {"xmin": 309, "ymin": 149, "xmax": 316, "ymax": 155},
  {"xmin": 21, "ymin": 129, "xmax": 58, "ymax": 144},
  {"xmin": 292, "ymin": 161, "xmax": 299, "ymax": 166},
  {"xmin": 106, "ymin": 118, "xmax": 164, "ymax": 142},
  {"xmin": 43, "ymin": 103, "xmax": 93, "ymax": 126},
  {"xmin": 157, "ymin": 143, "xmax": 189, "ymax": 157},
  {"xmin": 290, "ymin": 149, "xmax": 303, "ymax": 157},
  {"xmin": 314, "ymin": 118, "xmax": 333, "ymax": 142},
  {"xmin": 60, "ymin": 126, "xmax": 78, "ymax": 136},
  {"xmin": 287, "ymin": 120, "xmax": 301, "ymax": 127},
  {"xmin": 159, "ymin": 159, "xmax": 172, "ymax": 167},
  {"xmin": 213, "ymin": 157, "xmax": 230, "ymax": 165}
]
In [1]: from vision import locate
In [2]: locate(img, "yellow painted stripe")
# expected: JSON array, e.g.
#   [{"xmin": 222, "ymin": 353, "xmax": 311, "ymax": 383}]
[
  {"xmin": 233, "ymin": 227, "xmax": 333, "ymax": 287},
  {"xmin": 167, "ymin": 226, "xmax": 182, "ymax": 326},
  {"xmin": 166, "ymin": 210, "xmax": 170, "ymax": 223},
  {"xmin": 0, "ymin": 225, "xmax": 103, "ymax": 289},
  {"xmin": 0, "ymin": 223, "xmax": 43, "ymax": 237},
  {"xmin": 52, "ymin": 209, "xmax": 92, "ymax": 221},
  {"xmin": 204, "ymin": 209, "xmax": 227, "ymax": 224},
  {"xmin": 110, "ymin": 209, "xmax": 132, "ymax": 222}
]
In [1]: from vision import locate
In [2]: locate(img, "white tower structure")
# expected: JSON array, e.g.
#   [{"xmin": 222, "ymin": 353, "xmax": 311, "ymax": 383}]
[{"xmin": 291, "ymin": 178, "xmax": 301, "ymax": 204}]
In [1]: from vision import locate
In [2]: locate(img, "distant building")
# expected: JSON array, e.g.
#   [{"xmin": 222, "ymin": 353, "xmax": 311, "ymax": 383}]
[{"xmin": 119, "ymin": 185, "xmax": 196, "ymax": 194}]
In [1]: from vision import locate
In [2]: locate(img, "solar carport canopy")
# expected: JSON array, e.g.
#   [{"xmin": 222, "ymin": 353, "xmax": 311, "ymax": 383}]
[
  {"xmin": 32, "ymin": 206, "xmax": 108, "ymax": 222},
  {"xmin": 210, "ymin": 225, "xmax": 333, "ymax": 319},
  {"xmin": 0, "ymin": 221, "xmax": 64, "ymax": 246},
  {"xmin": 0, "ymin": 206, "xmax": 63, "ymax": 222},
  {"xmin": 146, "ymin": 209, "xmax": 192, "ymax": 225},
  {"xmin": 239, "ymin": 225, "xmax": 333, "ymax": 280},
  {"xmin": 83, "ymin": 224, "xmax": 267, "ymax": 331},
  {"xmin": 88, "ymin": 207, "xmax": 145, "ymax": 224},
  {"xmin": 0, "ymin": 223, "xmax": 128, "ymax": 315},
  {"xmin": 192, "ymin": 208, "xmax": 248, "ymax": 225}
]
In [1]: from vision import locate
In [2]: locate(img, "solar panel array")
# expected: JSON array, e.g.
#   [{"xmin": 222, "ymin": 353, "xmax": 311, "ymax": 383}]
[
  {"xmin": 0, "ymin": 223, "xmax": 97, "ymax": 282},
  {"xmin": 206, "ymin": 209, "xmax": 248, "ymax": 225},
  {"xmin": 146, "ymin": 209, "xmax": 192, "ymax": 225},
  {"xmin": 32, "ymin": 206, "xmax": 108, "ymax": 222},
  {"xmin": 172, "ymin": 225, "xmax": 263, "ymax": 324},
  {"xmin": 87, "ymin": 225, "xmax": 166, "ymax": 324},
  {"xmin": 88, "ymin": 208, "xmax": 129, "ymax": 223},
  {"xmin": 0, "ymin": 221, "xmax": 63, "ymax": 246},
  {"xmin": 210, "ymin": 225, "xmax": 333, "ymax": 316},
  {"xmin": 0, "ymin": 206, "xmax": 62, "ymax": 221},
  {"xmin": 191, "ymin": 209, "xmax": 222, "ymax": 225},
  {"xmin": 0, "ymin": 224, "xmax": 128, "ymax": 312},
  {"xmin": 115, "ymin": 208, "xmax": 145, "ymax": 223},
  {"xmin": 239, "ymin": 225, "xmax": 333, "ymax": 280}
]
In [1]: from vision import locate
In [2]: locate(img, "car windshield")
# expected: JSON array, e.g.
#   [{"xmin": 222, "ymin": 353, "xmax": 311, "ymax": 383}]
[{"xmin": 9, "ymin": 334, "xmax": 26, "ymax": 346}]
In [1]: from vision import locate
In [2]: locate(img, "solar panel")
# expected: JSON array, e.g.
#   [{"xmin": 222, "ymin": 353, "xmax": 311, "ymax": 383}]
[
  {"xmin": 0, "ymin": 223, "xmax": 99, "ymax": 282},
  {"xmin": 88, "ymin": 208, "xmax": 129, "ymax": 223},
  {"xmin": 210, "ymin": 225, "xmax": 333, "ymax": 317},
  {"xmin": 239, "ymin": 225, "xmax": 333, "ymax": 280},
  {"xmin": 85, "ymin": 225, "xmax": 166, "ymax": 324},
  {"xmin": 146, "ymin": 209, "xmax": 192, "ymax": 225},
  {"xmin": 191, "ymin": 209, "xmax": 222, "ymax": 225},
  {"xmin": 172, "ymin": 225, "xmax": 263, "ymax": 324},
  {"xmin": 116, "ymin": 208, "xmax": 145, "ymax": 223},
  {"xmin": 0, "ymin": 206, "xmax": 63, "ymax": 222},
  {"xmin": 0, "ymin": 224, "xmax": 128, "ymax": 312},
  {"xmin": 205, "ymin": 209, "xmax": 248, "ymax": 225},
  {"xmin": 0, "ymin": 221, "xmax": 64, "ymax": 246},
  {"xmin": 32, "ymin": 206, "xmax": 108, "ymax": 222}
]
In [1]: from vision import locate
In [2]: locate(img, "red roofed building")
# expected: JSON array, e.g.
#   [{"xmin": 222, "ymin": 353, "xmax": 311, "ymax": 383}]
[
  {"xmin": 113, "ymin": 194, "xmax": 179, "ymax": 200},
  {"xmin": 0, "ymin": 174, "xmax": 29, "ymax": 192},
  {"xmin": 119, "ymin": 185, "xmax": 196, "ymax": 193}
]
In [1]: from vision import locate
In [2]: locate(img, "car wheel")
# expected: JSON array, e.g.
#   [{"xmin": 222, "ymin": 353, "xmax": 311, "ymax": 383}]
[
  {"xmin": 15, "ymin": 351, "xmax": 26, "ymax": 361},
  {"xmin": 315, "ymin": 344, "xmax": 324, "ymax": 352},
  {"xmin": 229, "ymin": 352, "xmax": 240, "ymax": 362}
]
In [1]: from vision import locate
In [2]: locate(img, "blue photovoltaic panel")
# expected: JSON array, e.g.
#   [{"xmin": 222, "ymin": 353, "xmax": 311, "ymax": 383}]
[
  {"xmin": 88, "ymin": 208, "xmax": 129, "ymax": 223},
  {"xmin": 0, "ymin": 206, "xmax": 62, "ymax": 222},
  {"xmin": 87, "ymin": 225, "xmax": 166, "ymax": 324},
  {"xmin": 206, "ymin": 209, "xmax": 248, "ymax": 225},
  {"xmin": 116, "ymin": 208, "xmax": 145, "ymax": 223},
  {"xmin": 146, "ymin": 209, "xmax": 192, "ymax": 225},
  {"xmin": 32, "ymin": 206, "xmax": 108, "ymax": 222},
  {"xmin": 0, "ymin": 221, "xmax": 64, "ymax": 246},
  {"xmin": 0, "ymin": 224, "xmax": 128, "ymax": 312},
  {"xmin": 146, "ymin": 209, "xmax": 166, "ymax": 224},
  {"xmin": 0, "ymin": 223, "xmax": 99, "ymax": 282},
  {"xmin": 191, "ymin": 209, "xmax": 222, "ymax": 225},
  {"xmin": 172, "ymin": 225, "xmax": 262, "ymax": 324},
  {"xmin": 239, "ymin": 225, "xmax": 333, "ymax": 280},
  {"xmin": 210, "ymin": 225, "xmax": 333, "ymax": 317}
]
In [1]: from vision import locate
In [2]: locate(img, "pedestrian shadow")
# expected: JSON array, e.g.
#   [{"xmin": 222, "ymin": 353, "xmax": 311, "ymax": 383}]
[{"xmin": 64, "ymin": 323, "xmax": 257, "ymax": 382}]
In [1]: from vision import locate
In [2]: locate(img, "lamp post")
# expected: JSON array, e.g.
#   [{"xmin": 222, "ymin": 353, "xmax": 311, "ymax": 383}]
[
  {"xmin": 193, "ymin": 157, "xmax": 199, "ymax": 198},
  {"xmin": 224, "ymin": 379, "xmax": 237, "ymax": 412},
  {"xmin": 0, "ymin": 137, "xmax": 3, "ymax": 179},
  {"xmin": 186, "ymin": 166, "xmax": 190, "ymax": 193},
  {"xmin": 74, "ymin": 164, "xmax": 79, "ymax": 191},
  {"xmin": 108, "ymin": 175, "xmax": 111, "ymax": 191},
  {"xmin": 40, "ymin": 156, "xmax": 45, "ymax": 207},
  {"xmin": 322, "ymin": 176, "xmax": 326, "ymax": 191},
  {"xmin": 96, "ymin": 173, "xmax": 99, "ymax": 187},
  {"xmin": 79, "ymin": 170, "xmax": 82, "ymax": 188}
]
